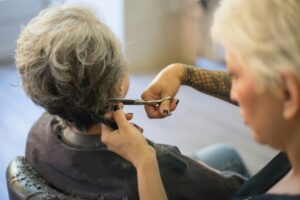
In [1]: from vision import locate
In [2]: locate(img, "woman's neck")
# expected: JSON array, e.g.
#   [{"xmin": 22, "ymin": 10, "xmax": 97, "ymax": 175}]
[
  {"xmin": 286, "ymin": 138, "xmax": 300, "ymax": 175},
  {"xmin": 267, "ymin": 124, "xmax": 300, "ymax": 195},
  {"xmin": 284, "ymin": 121, "xmax": 300, "ymax": 172},
  {"xmin": 274, "ymin": 128, "xmax": 300, "ymax": 195}
]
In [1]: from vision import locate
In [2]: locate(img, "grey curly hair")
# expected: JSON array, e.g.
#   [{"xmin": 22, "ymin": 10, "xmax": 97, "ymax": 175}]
[{"xmin": 15, "ymin": 5, "xmax": 126, "ymax": 130}]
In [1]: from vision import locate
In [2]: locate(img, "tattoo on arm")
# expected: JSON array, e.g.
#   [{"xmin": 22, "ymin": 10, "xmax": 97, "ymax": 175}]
[{"xmin": 182, "ymin": 64, "xmax": 236, "ymax": 105}]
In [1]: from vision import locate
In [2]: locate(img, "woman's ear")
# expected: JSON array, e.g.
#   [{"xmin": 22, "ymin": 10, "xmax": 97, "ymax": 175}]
[
  {"xmin": 282, "ymin": 72, "xmax": 300, "ymax": 119},
  {"xmin": 104, "ymin": 111, "xmax": 114, "ymax": 119},
  {"xmin": 116, "ymin": 74, "xmax": 129, "ymax": 97}
]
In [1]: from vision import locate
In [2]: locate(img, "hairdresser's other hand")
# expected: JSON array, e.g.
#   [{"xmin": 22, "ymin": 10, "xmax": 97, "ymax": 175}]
[
  {"xmin": 105, "ymin": 112, "xmax": 134, "ymax": 122},
  {"xmin": 142, "ymin": 63, "xmax": 185, "ymax": 118},
  {"xmin": 101, "ymin": 105, "xmax": 155, "ymax": 168}
]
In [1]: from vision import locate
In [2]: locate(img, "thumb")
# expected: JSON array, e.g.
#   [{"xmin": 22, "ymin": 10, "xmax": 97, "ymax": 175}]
[
  {"xmin": 100, "ymin": 123, "xmax": 118, "ymax": 146},
  {"xmin": 112, "ymin": 104, "xmax": 128, "ymax": 129}
]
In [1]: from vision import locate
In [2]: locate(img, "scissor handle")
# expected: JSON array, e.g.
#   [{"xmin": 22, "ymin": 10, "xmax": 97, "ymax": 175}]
[{"xmin": 146, "ymin": 96, "xmax": 172, "ymax": 104}]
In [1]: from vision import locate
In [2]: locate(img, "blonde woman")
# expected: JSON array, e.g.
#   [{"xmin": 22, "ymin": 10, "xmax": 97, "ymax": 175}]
[
  {"xmin": 16, "ymin": 4, "xmax": 244, "ymax": 200},
  {"xmin": 102, "ymin": 0, "xmax": 300, "ymax": 199}
]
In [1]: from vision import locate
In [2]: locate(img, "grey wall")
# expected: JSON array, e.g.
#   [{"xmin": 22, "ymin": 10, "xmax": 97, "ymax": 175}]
[{"xmin": 0, "ymin": 0, "xmax": 47, "ymax": 64}]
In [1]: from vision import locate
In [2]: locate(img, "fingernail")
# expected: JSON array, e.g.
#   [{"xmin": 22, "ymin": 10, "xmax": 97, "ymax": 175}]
[
  {"xmin": 163, "ymin": 109, "xmax": 169, "ymax": 115},
  {"xmin": 176, "ymin": 99, "xmax": 180, "ymax": 106},
  {"xmin": 132, "ymin": 123, "xmax": 144, "ymax": 133},
  {"xmin": 128, "ymin": 113, "xmax": 133, "ymax": 116}
]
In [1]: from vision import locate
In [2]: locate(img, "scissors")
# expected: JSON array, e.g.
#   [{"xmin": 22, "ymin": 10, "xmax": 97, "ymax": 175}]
[
  {"xmin": 108, "ymin": 96, "xmax": 173, "ymax": 107},
  {"xmin": 102, "ymin": 96, "xmax": 173, "ymax": 130}
]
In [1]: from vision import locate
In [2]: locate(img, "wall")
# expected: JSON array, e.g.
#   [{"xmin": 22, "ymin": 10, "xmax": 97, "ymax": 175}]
[
  {"xmin": 178, "ymin": 0, "xmax": 202, "ymax": 65},
  {"xmin": 0, "ymin": 0, "xmax": 219, "ymax": 71},
  {"xmin": 125, "ymin": 0, "xmax": 183, "ymax": 73},
  {"xmin": 178, "ymin": 0, "xmax": 225, "ymax": 65},
  {"xmin": 0, "ymin": 0, "xmax": 46, "ymax": 64},
  {"xmin": 64, "ymin": 0, "xmax": 125, "ymax": 43},
  {"xmin": 125, "ymin": 0, "xmax": 218, "ymax": 73}
]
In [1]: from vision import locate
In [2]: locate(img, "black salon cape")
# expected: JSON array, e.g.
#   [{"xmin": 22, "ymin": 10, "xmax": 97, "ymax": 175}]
[{"xmin": 26, "ymin": 113, "xmax": 244, "ymax": 200}]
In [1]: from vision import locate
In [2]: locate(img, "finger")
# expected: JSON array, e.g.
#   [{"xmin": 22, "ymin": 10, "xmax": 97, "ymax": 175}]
[
  {"xmin": 159, "ymin": 94, "xmax": 172, "ymax": 116},
  {"xmin": 131, "ymin": 123, "xmax": 144, "ymax": 133},
  {"xmin": 170, "ymin": 98, "xmax": 179, "ymax": 112},
  {"xmin": 141, "ymin": 89, "xmax": 153, "ymax": 101},
  {"xmin": 142, "ymin": 91, "xmax": 166, "ymax": 118},
  {"xmin": 113, "ymin": 103, "xmax": 129, "ymax": 128},
  {"xmin": 144, "ymin": 104, "xmax": 168, "ymax": 119},
  {"xmin": 125, "ymin": 112, "xmax": 134, "ymax": 121}
]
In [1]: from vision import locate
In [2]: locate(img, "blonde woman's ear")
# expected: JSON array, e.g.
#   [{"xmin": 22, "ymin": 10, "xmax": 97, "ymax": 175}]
[{"xmin": 282, "ymin": 72, "xmax": 300, "ymax": 119}]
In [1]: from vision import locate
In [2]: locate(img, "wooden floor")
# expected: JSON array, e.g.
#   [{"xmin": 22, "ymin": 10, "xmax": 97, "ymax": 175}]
[{"xmin": 0, "ymin": 64, "xmax": 277, "ymax": 199}]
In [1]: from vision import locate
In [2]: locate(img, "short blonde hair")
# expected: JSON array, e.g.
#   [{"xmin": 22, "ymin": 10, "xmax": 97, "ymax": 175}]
[
  {"xmin": 16, "ymin": 5, "xmax": 126, "ymax": 130},
  {"xmin": 212, "ymin": 0, "xmax": 300, "ymax": 92}
]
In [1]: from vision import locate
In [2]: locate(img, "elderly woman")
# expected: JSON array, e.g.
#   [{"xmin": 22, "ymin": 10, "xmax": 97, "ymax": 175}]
[
  {"xmin": 16, "ymin": 4, "xmax": 244, "ymax": 200},
  {"xmin": 102, "ymin": 0, "xmax": 300, "ymax": 199}
]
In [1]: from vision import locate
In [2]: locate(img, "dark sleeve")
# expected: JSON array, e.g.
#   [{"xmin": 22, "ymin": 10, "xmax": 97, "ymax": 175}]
[{"xmin": 152, "ymin": 142, "xmax": 245, "ymax": 200}]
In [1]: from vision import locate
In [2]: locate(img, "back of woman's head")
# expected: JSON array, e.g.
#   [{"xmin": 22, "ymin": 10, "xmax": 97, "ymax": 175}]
[
  {"xmin": 212, "ymin": 0, "xmax": 300, "ymax": 93},
  {"xmin": 16, "ymin": 5, "xmax": 126, "ymax": 130}
]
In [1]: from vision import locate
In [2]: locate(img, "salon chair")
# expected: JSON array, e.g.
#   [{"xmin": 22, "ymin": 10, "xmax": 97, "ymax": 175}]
[{"xmin": 6, "ymin": 156, "xmax": 85, "ymax": 200}]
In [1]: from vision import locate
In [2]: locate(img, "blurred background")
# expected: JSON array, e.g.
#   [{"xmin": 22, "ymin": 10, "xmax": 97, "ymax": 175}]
[{"xmin": 0, "ymin": 0, "xmax": 277, "ymax": 199}]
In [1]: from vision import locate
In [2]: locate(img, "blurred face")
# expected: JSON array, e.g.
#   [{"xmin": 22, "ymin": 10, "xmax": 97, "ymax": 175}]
[{"xmin": 226, "ymin": 52, "xmax": 286, "ymax": 147}]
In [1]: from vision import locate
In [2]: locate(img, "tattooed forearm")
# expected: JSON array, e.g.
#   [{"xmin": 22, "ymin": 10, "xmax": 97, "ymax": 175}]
[{"xmin": 182, "ymin": 64, "xmax": 236, "ymax": 105}]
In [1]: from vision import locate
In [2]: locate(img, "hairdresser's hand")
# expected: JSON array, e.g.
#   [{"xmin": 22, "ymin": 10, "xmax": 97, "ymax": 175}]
[
  {"xmin": 101, "ymin": 105, "xmax": 156, "ymax": 169},
  {"xmin": 125, "ymin": 112, "xmax": 134, "ymax": 121},
  {"xmin": 142, "ymin": 63, "xmax": 185, "ymax": 118},
  {"xmin": 102, "ymin": 105, "xmax": 168, "ymax": 200}
]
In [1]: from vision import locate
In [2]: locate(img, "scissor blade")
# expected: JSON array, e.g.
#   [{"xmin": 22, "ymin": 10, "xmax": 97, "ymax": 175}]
[{"xmin": 109, "ymin": 98, "xmax": 145, "ymax": 105}]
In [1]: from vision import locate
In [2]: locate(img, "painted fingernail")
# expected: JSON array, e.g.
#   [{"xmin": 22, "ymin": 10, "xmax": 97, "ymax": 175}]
[
  {"xmin": 163, "ymin": 109, "xmax": 169, "ymax": 115},
  {"xmin": 176, "ymin": 99, "xmax": 180, "ymax": 106},
  {"xmin": 132, "ymin": 123, "xmax": 144, "ymax": 133},
  {"xmin": 128, "ymin": 113, "xmax": 133, "ymax": 116}
]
